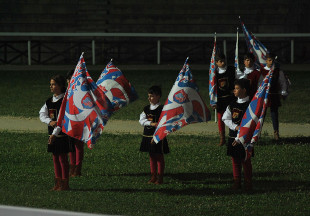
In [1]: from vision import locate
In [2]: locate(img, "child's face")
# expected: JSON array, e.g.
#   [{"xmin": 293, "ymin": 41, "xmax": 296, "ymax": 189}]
[
  {"xmin": 266, "ymin": 57, "xmax": 274, "ymax": 68},
  {"xmin": 244, "ymin": 58, "xmax": 253, "ymax": 68},
  {"xmin": 233, "ymin": 85, "xmax": 246, "ymax": 98},
  {"xmin": 50, "ymin": 79, "xmax": 62, "ymax": 95},
  {"xmin": 215, "ymin": 60, "xmax": 226, "ymax": 68},
  {"xmin": 148, "ymin": 93, "xmax": 160, "ymax": 105}
]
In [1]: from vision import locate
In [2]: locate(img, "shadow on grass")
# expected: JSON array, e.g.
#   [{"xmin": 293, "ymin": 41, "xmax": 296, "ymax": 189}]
[
  {"xmin": 73, "ymin": 171, "xmax": 309, "ymax": 196},
  {"xmin": 257, "ymin": 136, "xmax": 310, "ymax": 146}
]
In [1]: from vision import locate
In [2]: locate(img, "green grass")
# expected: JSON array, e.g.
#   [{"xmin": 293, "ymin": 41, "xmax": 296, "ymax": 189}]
[
  {"xmin": 0, "ymin": 132, "xmax": 309, "ymax": 215},
  {"xmin": 0, "ymin": 69, "xmax": 310, "ymax": 123}
]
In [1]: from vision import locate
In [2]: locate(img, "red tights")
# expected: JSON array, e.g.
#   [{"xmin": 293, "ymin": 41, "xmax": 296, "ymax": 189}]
[
  {"xmin": 149, "ymin": 153, "xmax": 165, "ymax": 175},
  {"xmin": 231, "ymin": 157, "xmax": 252, "ymax": 181},
  {"xmin": 217, "ymin": 111, "xmax": 225, "ymax": 133},
  {"xmin": 53, "ymin": 153, "xmax": 69, "ymax": 179},
  {"xmin": 69, "ymin": 140, "xmax": 84, "ymax": 166}
]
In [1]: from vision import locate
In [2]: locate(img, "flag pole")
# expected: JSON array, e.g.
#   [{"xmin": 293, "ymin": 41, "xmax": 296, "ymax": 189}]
[{"xmin": 215, "ymin": 109, "xmax": 217, "ymax": 123}]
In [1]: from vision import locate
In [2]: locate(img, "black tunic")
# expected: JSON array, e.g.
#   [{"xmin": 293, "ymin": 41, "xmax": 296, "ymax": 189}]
[
  {"xmin": 216, "ymin": 66, "xmax": 236, "ymax": 111},
  {"xmin": 46, "ymin": 96, "xmax": 74, "ymax": 154},
  {"xmin": 260, "ymin": 67, "xmax": 281, "ymax": 108},
  {"xmin": 140, "ymin": 105, "xmax": 169, "ymax": 154},
  {"xmin": 226, "ymin": 99, "xmax": 253, "ymax": 159}
]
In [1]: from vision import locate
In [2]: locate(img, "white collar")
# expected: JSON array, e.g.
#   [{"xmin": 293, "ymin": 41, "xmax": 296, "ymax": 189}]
[
  {"xmin": 53, "ymin": 93, "xmax": 64, "ymax": 102},
  {"xmin": 264, "ymin": 66, "xmax": 271, "ymax": 70},
  {"xmin": 218, "ymin": 66, "xmax": 227, "ymax": 74},
  {"xmin": 244, "ymin": 67, "xmax": 254, "ymax": 74},
  {"xmin": 237, "ymin": 96, "xmax": 249, "ymax": 103},
  {"xmin": 150, "ymin": 102, "xmax": 160, "ymax": 110}
]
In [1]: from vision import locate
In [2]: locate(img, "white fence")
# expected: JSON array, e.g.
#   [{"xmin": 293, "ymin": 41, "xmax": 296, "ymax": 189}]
[{"xmin": 1, "ymin": 32, "xmax": 310, "ymax": 65}]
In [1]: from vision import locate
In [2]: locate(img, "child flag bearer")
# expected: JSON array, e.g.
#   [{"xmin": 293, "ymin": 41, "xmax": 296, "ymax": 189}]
[
  {"xmin": 230, "ymin": 66, "xmax": 275, "ymax": 191},
  {"xmin": 222, "ymin": 79, "xmax": 251, "ymax": 191}
]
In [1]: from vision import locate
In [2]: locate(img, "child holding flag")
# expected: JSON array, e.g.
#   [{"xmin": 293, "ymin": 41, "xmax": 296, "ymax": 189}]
[
  {"xmin": 222, "ymin": 79, "xmax": 252, "ymax": 191},
  {"xmin": 260, "ymin": 53, "xmax": 288, "ymax": 140},
  {"xmin": 39, "ymin": 75, "xmax": 73, "ymax": 191},
  {"xmin": 139, "ymin": 86, "xmax": 169, "ymax": 184},
  {"xmin": 212, "ymin": 53, "xmax": 236, "ymax": 146}
]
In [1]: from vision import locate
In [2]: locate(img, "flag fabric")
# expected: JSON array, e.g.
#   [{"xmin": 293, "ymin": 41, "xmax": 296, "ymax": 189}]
[
  {"xmin": 153, "ymin": 57, "xmax": 211, "ymax": 143},
  {"xmin": 209, "ymin": 33, "xmax": 217, "ymax": 106},
  {"xmin": 96, "ymin": 60, "xmax": 138, "ymax": 113},
  {"xmin": 57, "ymin": 53, "xmax": 112, "ymax": 149},
  {"xmin": 235, "ymin": 65, "xmax": 274, "ymax": 159},
  {"xmin": 240, "ymin": 19, "xmax": 269, "ymax": 69}
]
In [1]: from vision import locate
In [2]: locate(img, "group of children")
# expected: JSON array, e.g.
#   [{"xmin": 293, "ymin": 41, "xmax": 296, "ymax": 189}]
[
  {"xmin": 213, "ymin": 51, "xmax": 288, "ymax": 190},
  {"xmin": 40, "ymin": 52, "xmax": 287, "ymax": 191}
]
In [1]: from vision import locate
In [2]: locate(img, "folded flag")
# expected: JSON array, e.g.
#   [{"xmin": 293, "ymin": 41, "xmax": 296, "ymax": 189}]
[
  {"xmin": 96, "ymin": 60, "xmax": 138, "ymax": 112},
  {"xmin": 235, "ymin": 65, "xmax": 274, "ymax": 159},
  {"xmin": 57, "ymin": 53, "xmax": 112, "ymax": 149},
  {"xmin": 209, "ymin": 33, "xmax": 217, "ymax": 106},
  {"xmin": 153, "ymin": 57, "xmax": 211, "ymax": 143}
]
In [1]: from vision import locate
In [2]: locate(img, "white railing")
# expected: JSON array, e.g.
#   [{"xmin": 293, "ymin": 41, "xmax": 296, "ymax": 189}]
[{"xmin": 1, "ymin": 32, "xmax": 310, "ymax": 65}]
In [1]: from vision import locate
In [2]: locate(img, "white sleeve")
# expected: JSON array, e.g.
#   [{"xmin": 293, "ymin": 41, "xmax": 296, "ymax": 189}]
[
  {"xmin": 235, "ymin": 68, "xmax": 245, "ymax": 79},
  {"xmin": 52, "ymin": 126, "xmax": 62, "ymax": 136},
  {"xmin": 278, "ymin": 70, "xmax": 288, "ymax": 96},
  {"xmin": 139, "ymin": 111, "xmax": 151, "ymax": 126},
  {"xmin": 39, "ymin": 103, "xmax": 51, "ymax": 125},
  {"xmin": 222, "ymin": 106, "xmax": 238, "ymax": 131}
]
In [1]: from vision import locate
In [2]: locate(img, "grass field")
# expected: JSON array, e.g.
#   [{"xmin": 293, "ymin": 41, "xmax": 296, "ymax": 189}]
[
  {"xmin": 0, "ymin": 132, "xmax": 309, "ymax": 215},
  {"xmin": 1, "ymin": 67, "xmax": 310, "ymax": 215},
  {"xmin": 1, "ymin": 69, "xmax": 310, "ymax": 123}
]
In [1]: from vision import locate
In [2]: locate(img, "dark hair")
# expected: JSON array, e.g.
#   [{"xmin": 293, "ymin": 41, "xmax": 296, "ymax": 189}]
[
  {"xmin": 234, "ymin": 79, "xmax": 250, "ymax": 95},
  {"xmin": 243, "ymin": 52, "xmax": 255, "ymax": 61},
  {"xmin": 51, "ymin": 74, "xmax": 66, "ymax": 93},
  {"xmin": 266, "ymin": 52, "xmax": 276, "ymax": 60},
  {"xmin": 66, "ymin": 69, "xmax": 74, "ymax": 80},
  {"xmin": 148, "ymin": 85, "xmax": 162, "ymax": 97},
  {"xmin": 215, "ymin": 53, "xmax": 226, "ymax": 62}
]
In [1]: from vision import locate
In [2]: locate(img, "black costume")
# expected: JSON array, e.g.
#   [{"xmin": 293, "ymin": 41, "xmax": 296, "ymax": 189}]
[
  {"xmin": 140, "ymin": 105, "xmax": 169, "ymax": 154},
  {"xmin": 45, "ymin": 96, "xmax": 73, "ymax": 154}
]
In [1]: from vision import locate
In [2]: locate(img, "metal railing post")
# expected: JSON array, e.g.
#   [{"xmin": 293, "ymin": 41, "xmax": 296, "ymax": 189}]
[
  {"xmin": 223, "ymin": 40, "xmax": 227, "ymax": 58},
  {"xmin": 28, "ymin": 40, "xmax": 31, "ymax": 65},
  {"xmin": 92, "ymin": 40, "xmax": 95, "ymax": 65},
  {"xmin": 157, "ymin": 40, "xmax": 161, "ymax": 65},
  {"xmin": 291, "ymin": 39, "xmax": 294, "ymax": 64}
]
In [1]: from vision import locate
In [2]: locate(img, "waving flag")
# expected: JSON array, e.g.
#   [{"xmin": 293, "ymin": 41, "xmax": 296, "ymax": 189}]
[
  {"xmin": 58, "ymin": 53, "xmax": 112, "ymax": 149},
  {"xmin": 96, "ymin": 60, "xmax": 138, "ymax": 112},
  {"xmin": 153, "ymin": 57, "xmax": 211, "ymax": 143},
  {"xmin": 240, "ymin": 18, "xmax": 269, "ymax": 69},
  {"xmin": 235, "ymin": 66, "xmax": 274, "ymax": 159},
  {"xmin": 209, "ymin": 33, "xmax": 217, "ymax": 106}
]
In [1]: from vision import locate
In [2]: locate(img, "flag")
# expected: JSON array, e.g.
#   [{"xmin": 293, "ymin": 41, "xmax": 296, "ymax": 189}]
[
  {"xmin": 153, "ymin": 57, "xmax": 211, "ymax": 143},
  {"xmin": 58, "ymin": 53, "xmax": 112, "ymax": 149},
  {"xmin": 96, "ymin": 60, "xmax": 138, "ymax": 113},
  {"xmin": 240, "ymin": 19, "xmax": 269, "ymax": 69},
  {"xmin": 209, "ymin": 33, "xmax": 217, "ymax": 106},
  {"xmin": 235, "ymin": 65, "xmax": 274, "ymax": 159}
]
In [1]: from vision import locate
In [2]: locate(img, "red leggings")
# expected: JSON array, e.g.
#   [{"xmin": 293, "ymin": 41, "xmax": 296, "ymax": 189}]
[
  {"xmin": 231, "ymin": 157, "xmax": 252, "ymax": 181},
  {"xmin": 53, "ymin": 153, "xmax": 69, "ymax": 179},
  {"xmin": 217, "ymin": 111, "xmax": 225, "ymax": 133},
  {"xmin": 149, "ymin": 153, "xmax": 165, "ymax": 175},
  {"xmin": 69, "ymin": 140, "xmax": 84, "ymax": 166}
]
